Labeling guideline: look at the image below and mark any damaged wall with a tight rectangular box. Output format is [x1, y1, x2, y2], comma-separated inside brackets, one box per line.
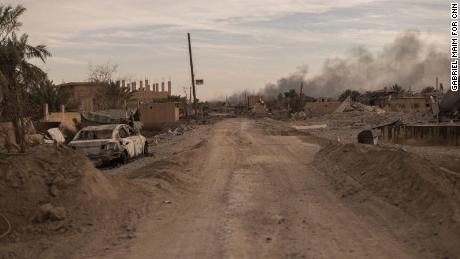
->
[379, 125, 460, 146]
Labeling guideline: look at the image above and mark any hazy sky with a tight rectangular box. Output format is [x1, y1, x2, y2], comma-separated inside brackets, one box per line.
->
[6, 0, 449, 100]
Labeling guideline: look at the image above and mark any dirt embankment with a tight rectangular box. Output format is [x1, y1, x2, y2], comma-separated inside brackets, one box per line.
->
[0, 145, 150, 259]
[256, 118, 460, 257]
[313, 142, 460, 258]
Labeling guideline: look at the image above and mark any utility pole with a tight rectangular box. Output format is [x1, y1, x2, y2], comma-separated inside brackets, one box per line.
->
[182, 86, 189, 119]
[436, 76, 439, 92]
[188, 33, 197, 119]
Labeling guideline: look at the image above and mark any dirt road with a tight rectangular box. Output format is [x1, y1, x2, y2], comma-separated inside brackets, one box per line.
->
[95, 118, 421, 258]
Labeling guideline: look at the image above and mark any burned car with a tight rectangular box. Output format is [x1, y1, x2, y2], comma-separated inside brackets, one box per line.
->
[68, 124, 148, 166]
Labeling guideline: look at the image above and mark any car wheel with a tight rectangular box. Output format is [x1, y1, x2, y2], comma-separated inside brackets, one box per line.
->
[143, 142, 149, 156]
[121, 150, 129, 164]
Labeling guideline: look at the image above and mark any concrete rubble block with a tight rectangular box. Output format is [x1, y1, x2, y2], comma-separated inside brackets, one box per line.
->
[47, 128, 65, 144]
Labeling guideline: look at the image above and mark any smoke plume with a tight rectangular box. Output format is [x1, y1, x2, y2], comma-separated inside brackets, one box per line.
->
[260, 31, 449, 99]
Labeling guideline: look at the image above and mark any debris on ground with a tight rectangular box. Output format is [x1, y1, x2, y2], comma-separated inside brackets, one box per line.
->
[151, 124, 194, 145]
[292, 111, 307, 120]
[46, 128, 65, 144]
[345, 102, 386, 114]
[289, 110, 432, 144]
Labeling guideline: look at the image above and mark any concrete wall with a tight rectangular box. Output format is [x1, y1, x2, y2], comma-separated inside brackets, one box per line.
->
[304, 101, 342, 116]
[139, 102, 179, 128]
[44, 112, 80, 131]
[379, 125, 460, 146]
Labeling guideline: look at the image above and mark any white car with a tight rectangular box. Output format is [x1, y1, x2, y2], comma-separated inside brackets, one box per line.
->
[68, 124, 148, 166]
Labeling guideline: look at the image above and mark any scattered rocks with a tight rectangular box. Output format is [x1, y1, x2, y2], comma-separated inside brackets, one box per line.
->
[35, 203, 67, 223]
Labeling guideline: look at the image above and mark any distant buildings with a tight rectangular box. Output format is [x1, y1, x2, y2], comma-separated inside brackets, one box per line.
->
[58, 79, 173, 112]
[56, 79, 178, 129]
[364, 88, 439, 113]
[247, 95, 266, 114]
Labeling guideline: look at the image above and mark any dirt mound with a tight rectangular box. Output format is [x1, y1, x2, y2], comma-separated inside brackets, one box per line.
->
[0, 145, 144, 258]
[313, 142, 460, 255]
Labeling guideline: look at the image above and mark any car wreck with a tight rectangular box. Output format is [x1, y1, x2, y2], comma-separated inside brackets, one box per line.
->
[68, 124, 148, 166]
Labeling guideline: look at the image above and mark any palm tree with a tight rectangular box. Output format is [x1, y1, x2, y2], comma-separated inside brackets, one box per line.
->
[30, 79, 72, 117]
[0, 4, 51, 151]
[0, 5, 25, 42]
[0, 5, 25, 107]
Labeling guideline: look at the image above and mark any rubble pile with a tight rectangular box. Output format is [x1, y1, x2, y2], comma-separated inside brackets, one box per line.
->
[152, 124, 195, 144]
[0, 120, 66, 154]
[291, 109, 435, 144]
[343, 102, 386, 114]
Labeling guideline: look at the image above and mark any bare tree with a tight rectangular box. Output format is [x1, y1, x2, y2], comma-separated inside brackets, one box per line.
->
[87, 62, 118, 83]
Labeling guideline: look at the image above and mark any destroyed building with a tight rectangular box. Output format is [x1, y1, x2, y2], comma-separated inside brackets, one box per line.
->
[304, 98, 342, 117]
[57, 82, 106, 112]
[362, 87, 443, 113]
[123, 80, 172, 106]
[58, 79, 173, 113]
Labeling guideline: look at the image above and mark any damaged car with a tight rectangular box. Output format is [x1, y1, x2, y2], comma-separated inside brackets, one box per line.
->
[68, 124, 148, 166]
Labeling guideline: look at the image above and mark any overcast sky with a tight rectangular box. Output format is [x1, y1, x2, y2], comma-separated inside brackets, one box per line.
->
[6, 0, 449, 100]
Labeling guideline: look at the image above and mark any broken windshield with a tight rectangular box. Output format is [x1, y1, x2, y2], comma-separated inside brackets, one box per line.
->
[75, 129, 113, 140]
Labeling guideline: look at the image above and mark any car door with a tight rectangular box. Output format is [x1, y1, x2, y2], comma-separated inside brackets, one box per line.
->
[118, 126, 136, 158]
[126, 126, 143, 157]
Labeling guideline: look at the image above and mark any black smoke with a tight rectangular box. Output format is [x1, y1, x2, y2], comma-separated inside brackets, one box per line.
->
[260, 31, 449, 99]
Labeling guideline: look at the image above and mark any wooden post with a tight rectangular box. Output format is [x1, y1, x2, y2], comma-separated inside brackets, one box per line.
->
[43, 103, 49, 120]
